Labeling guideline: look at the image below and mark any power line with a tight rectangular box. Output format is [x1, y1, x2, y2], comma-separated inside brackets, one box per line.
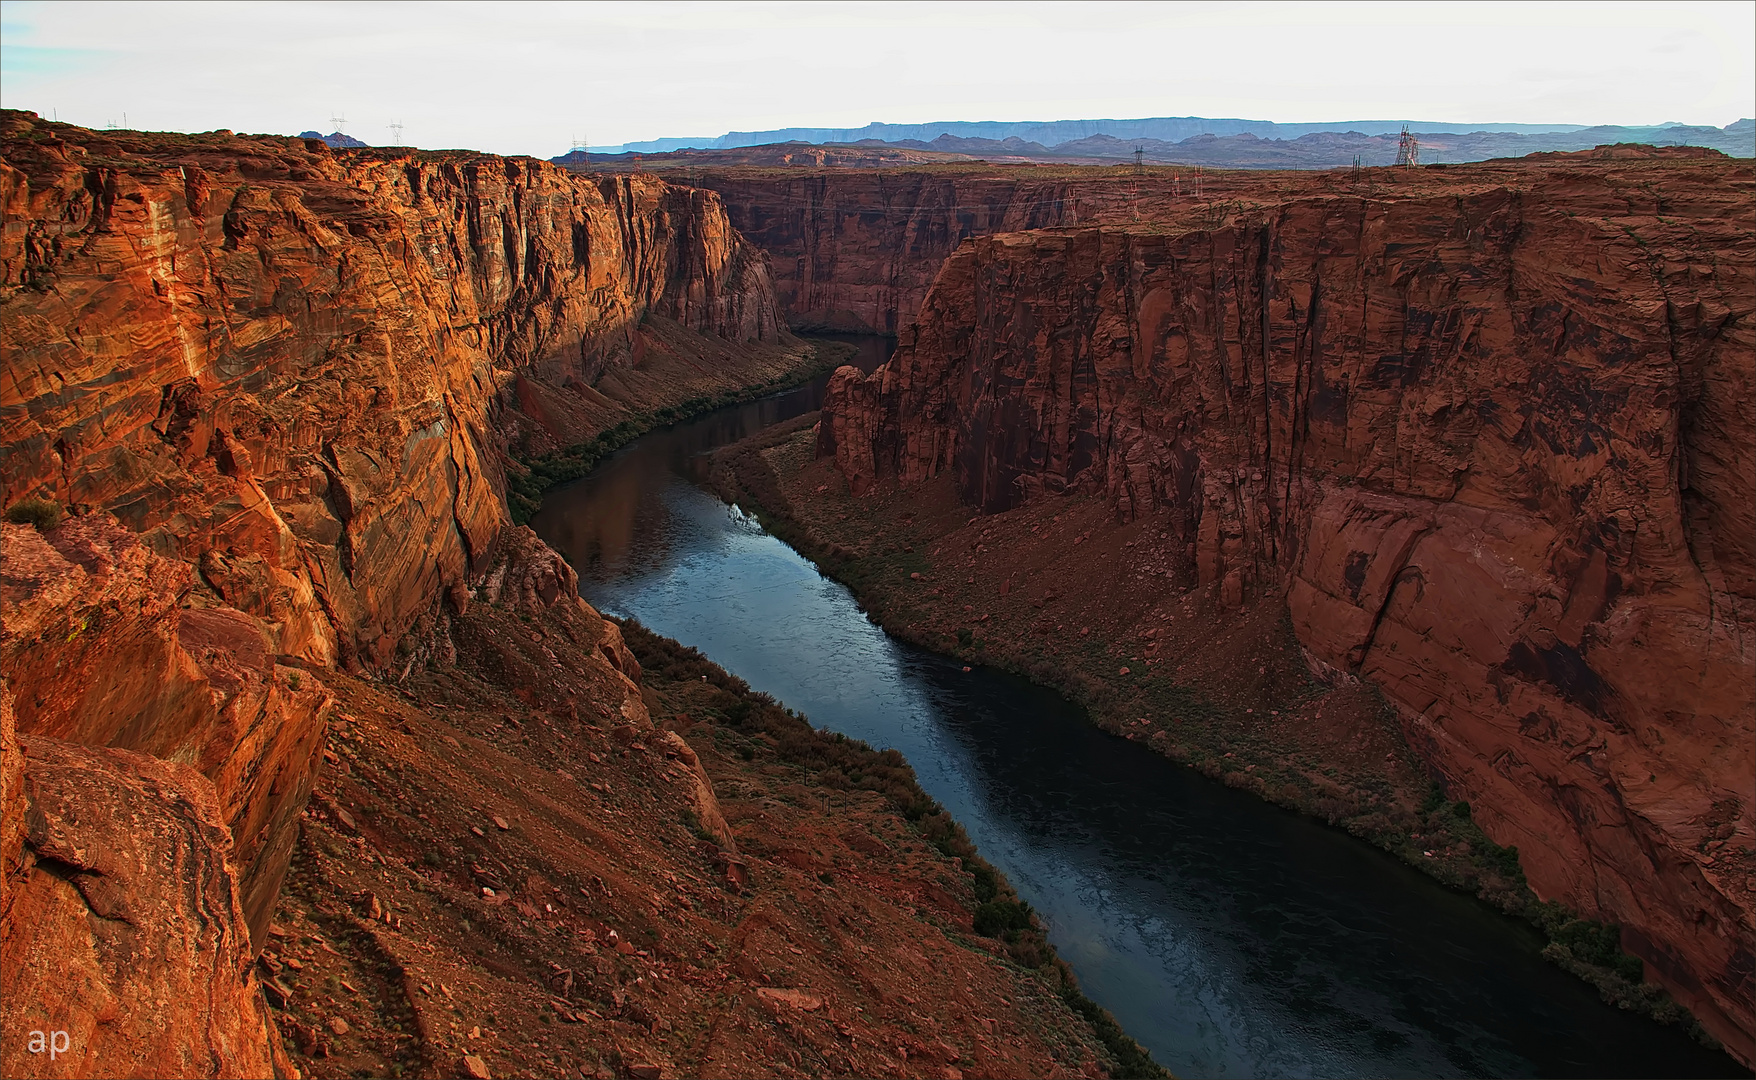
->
[1395, 126, 1420, 168]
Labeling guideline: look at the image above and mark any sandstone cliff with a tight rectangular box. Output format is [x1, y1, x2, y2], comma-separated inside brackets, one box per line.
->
[818, 157, 1756, 1056]
[0, 111, 796, 1077]
[2, 517, 329, 951]
[648, 166, 1368, 335]
[2, 110, 786, 670]
[669, 172, 1084, 333]
[0, 732, 294, 1079]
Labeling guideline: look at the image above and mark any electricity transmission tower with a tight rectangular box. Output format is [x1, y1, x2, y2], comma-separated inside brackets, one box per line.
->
[388, 121, 404, 146]
[332, 113, 348, 136]
[1134, 145, 1145, 175]
[1394, 127, 1420, 167]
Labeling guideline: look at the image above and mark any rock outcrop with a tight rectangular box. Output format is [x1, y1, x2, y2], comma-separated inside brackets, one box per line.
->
[0, 112, 794, 1076]
[0, 736, 293, 1079]
[819, 157, 1755, 1057]
[1, 517, 329, 949]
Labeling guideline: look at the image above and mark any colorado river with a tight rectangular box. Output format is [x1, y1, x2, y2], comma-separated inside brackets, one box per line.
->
[532, 336, 1739, 1079]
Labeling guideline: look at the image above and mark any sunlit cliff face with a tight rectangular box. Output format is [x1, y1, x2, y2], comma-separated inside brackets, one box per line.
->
[0, 110, 793, 1077]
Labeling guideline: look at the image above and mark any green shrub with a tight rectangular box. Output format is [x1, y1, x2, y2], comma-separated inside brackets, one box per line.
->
[973, 899, 1034, 939]
[4, 498, 64, 530]
[1057, 972, 1167, 1078]
[969, 861, 1000, 903]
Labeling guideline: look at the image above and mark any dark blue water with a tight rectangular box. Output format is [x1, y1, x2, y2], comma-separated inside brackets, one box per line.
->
[531, 336, 1741, 1079]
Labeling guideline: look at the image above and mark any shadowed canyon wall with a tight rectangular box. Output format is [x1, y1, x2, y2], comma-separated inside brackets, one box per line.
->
[0, 111, 788, 1074]
[640, 167, 1430, 335]
[661, 172, 1086, 333]
[817, 159, 1756, 1056]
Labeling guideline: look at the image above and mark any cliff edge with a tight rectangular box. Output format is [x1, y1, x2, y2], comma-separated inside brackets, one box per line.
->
[0, 112, 793, 1076]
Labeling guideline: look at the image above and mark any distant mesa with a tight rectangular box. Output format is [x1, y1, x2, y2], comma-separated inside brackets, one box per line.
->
[552, 140, 975, 172]
[566, 115, 1756, 171]
[298, 129, 368, 149]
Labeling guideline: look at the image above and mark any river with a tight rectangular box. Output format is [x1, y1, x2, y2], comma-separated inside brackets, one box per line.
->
[531, 335, 1739, 1079]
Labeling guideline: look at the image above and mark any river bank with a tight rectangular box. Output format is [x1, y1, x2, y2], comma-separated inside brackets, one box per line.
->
[262, 525, 1149, 1079]
[707, 415, 1730, 1055]
[507, 330, 857, 523]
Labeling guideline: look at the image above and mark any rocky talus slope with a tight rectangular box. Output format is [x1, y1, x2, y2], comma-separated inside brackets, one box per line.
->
[254, 527, 1134, 1080]
[0, 115, 1155, 1078]
[816, 154, 1755, 1059]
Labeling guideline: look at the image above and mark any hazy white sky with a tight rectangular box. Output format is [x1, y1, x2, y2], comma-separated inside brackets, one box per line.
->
[2, 0, 1751, 156]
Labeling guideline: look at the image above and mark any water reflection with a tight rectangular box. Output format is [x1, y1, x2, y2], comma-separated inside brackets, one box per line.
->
[531, 336, 1741, 1080]
[533, 334, 892, 583]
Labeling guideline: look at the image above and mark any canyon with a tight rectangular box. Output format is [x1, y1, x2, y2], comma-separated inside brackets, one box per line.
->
[3, 102, 1751, 1077]
[0, 112, 1140, 1078]
[801, 151, 1755, 1059]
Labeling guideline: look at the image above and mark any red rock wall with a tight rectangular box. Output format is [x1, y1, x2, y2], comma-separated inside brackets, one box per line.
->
[0, 112, 789, 1076]
[819, 162, 1756, 1054]
[681, 167, 1314, 335]
[685, 173, 1082, 332]
[2, 111, 783, 668]
[0, 518, 328, 948]
[0, 736, 294, 1079]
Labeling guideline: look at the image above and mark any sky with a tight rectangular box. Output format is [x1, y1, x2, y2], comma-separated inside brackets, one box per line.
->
[2, 0, 1751, 157]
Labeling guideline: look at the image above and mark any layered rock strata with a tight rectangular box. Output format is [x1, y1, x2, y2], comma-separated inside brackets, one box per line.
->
[2, 110, 785, 670]
[1, 518, 329, 947]
[0, 112, 793, 1076]
[0, 735, 293, 1080]
[650, 167, 1370, 334]
[653, 147, 1734, 338]
[667, 172, 1083, 333]
[819, 158, 1756, 1057]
